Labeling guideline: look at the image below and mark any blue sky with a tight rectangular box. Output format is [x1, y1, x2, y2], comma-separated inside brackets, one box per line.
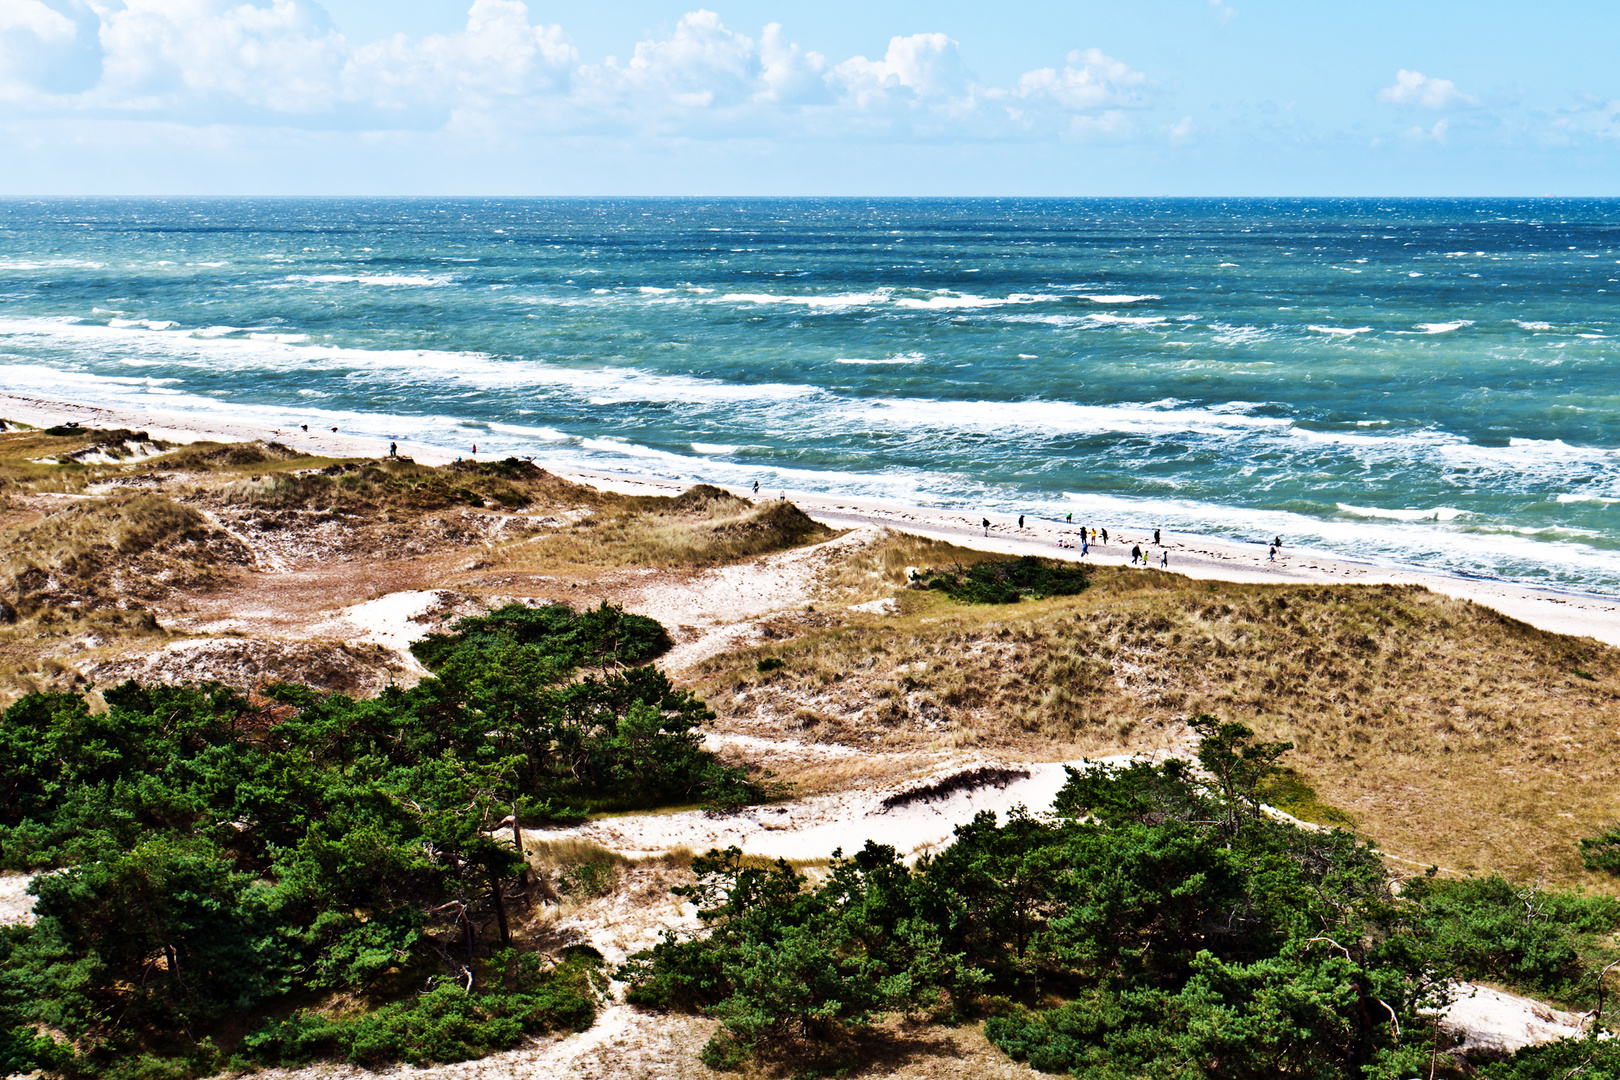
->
[2, 0, 1617, 195]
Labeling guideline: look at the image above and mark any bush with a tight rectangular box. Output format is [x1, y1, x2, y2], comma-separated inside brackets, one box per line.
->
[623, 724, 1437, 1076]
[1578, 825, 1620, 874]
[412, 600, 672, 672]
[922, 556, 1089, 604]
[0, 599, 759, 1072]
[1405, 873, 1620, 1005]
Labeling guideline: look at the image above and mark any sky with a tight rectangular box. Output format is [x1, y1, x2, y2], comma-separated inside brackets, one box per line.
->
[1, 0, 1618, 196]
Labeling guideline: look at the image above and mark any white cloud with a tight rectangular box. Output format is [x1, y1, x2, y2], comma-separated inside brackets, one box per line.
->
[0, 3, 1162, 145]
[600, 9, 760, 109]
[83, 0, 347, 114]
[1403, 118, 1449, 143]
[1010, 48, 1144, 111]
[1377, 69, 1476, 110]
[0, 0, 75, 39]
[832, 32, 970, 108]
[345, 0, 574, 112]
[757, 21, 829, 105]
[0, 0, 101, 98]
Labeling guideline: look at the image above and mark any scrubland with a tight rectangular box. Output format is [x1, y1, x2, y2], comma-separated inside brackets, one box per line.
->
[3, 420, 1620, 1079]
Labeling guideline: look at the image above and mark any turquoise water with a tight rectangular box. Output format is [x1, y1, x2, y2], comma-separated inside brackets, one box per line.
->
[2, 197, 1618, 591]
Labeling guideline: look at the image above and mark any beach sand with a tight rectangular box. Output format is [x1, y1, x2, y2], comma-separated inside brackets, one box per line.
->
[9, 389, 1620, 647]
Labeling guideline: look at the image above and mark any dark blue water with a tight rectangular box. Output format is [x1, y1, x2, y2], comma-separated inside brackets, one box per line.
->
[2, 197, 1619, 590]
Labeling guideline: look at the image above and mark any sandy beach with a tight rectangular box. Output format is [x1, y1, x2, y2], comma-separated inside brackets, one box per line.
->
[10, 388, 1620, 648]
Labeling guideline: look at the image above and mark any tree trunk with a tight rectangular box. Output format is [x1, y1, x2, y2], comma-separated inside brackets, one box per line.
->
[511, 802, 533, 908]
[488, 858, 511, 949]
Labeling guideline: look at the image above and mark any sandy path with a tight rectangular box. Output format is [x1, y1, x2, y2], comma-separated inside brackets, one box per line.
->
[528, 756, 1149, 862]
[618, 527, 878, 671]
[0, 874, 35, 927]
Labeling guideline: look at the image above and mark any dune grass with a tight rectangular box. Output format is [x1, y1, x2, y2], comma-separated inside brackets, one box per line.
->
[693, 565, 1620, 888]
[493, 485, 836, 572]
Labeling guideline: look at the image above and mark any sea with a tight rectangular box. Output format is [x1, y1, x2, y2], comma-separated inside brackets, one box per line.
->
[2, 197, 1618, 594]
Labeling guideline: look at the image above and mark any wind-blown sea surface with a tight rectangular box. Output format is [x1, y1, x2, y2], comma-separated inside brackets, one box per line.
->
[2, 197, 1618, 592]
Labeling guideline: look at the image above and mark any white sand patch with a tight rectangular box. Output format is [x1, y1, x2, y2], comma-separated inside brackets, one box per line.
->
[529, 758, 1127, 862]
[657, 623, 762, 673]
[317, 590, 445, 674]
[847, 596, 899, 615]
[622, 527, 877, 631]
[704, 732, 866, 760]
[1436, 982, 1592, 1056]
[0, 874, 35, 927]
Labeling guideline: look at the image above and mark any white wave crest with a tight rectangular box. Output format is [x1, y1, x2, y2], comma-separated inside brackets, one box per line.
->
[487, 422, 571, 441]
[691, 442, 739, 455]
[1084, 313, 1167, 327]
[1307, 325, 1373, 336]
[844, 398, 1292, 439]
[1337, 504, 1467, 522]
[720, 290, 891, 309]
[286, 274, 452, 287]
[109, 318, 180, 331]
[1514, 320, 1554, 330]
[1413, 320, 1474, 334]
[1077, 294, 1160, 304]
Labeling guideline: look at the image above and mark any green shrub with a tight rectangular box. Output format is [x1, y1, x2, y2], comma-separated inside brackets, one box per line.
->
[922, 556, 1089, 604]
[1405, 873, 1620, 1005]
[412, 600, 671, 672]
[1578, 824, 1620, 874]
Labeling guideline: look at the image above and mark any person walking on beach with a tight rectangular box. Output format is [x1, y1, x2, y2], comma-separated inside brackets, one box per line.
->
[753, 480, 759, 496]
[389, 442, 396, 457]
[1273, 536, 1282, 548]
[1019, 515, 1025, 530]
[1080, 535, 1089, 557]
[1154, 529, 1161, 546]
[1066, 512, 1072, 522]
[1160, 550, 1168, 568]
[1268, 545, 1276, 562]
[1131, 544, 1142, 565]
[983, 518, 991, 536]
[472, 443, 477, 455]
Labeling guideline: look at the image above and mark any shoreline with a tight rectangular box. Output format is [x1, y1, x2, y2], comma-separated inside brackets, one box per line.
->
[9, 389, 1620, 647]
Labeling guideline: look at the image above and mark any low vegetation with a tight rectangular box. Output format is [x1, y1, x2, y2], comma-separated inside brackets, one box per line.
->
[0, 604, 763, 1078]
[918, 554, 1090, 604]
[699, 567, 1620, 885]
[624, 721, 1620, 1079]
